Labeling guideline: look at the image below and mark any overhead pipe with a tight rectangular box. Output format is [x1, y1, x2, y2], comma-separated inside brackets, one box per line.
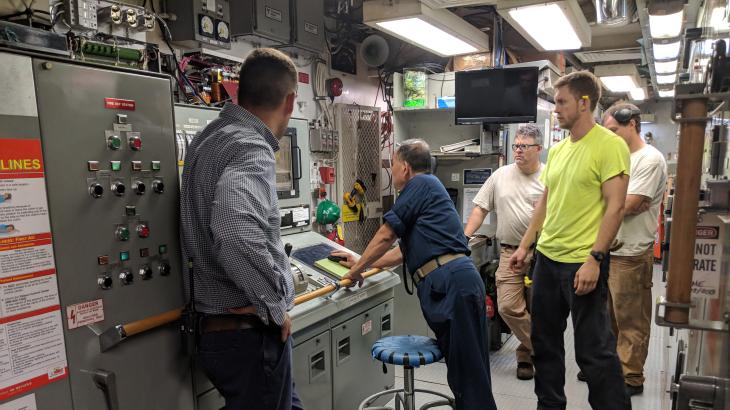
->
[665, 96, 708, 324]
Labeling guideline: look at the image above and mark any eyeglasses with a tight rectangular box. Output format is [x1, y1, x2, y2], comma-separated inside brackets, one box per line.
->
[511, 144, 540, 150]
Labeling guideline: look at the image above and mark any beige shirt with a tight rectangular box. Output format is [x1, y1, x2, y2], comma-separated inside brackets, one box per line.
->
[613, 144, 667, 257]
[472, 163, 544, 246]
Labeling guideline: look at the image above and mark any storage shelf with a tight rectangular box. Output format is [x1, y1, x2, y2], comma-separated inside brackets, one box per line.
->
[393, 107, 454, 113]
[431, 151, 496, 160]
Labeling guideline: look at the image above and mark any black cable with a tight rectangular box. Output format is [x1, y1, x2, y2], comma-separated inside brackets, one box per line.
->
[154, 14, 209, 106]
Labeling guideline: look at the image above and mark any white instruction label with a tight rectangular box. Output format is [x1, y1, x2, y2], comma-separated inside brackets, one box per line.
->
[0, 393, 37, 410]
[66, 299, 105, 330]
[361, 319, 372, 336]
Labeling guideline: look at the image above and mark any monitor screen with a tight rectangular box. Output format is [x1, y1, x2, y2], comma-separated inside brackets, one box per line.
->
[455, 67, 539, 124]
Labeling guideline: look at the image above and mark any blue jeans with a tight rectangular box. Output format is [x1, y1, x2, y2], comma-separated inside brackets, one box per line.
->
[531, 252, 630, 410]
[417, 256, 497, 410]
[197, 326, 304, 410]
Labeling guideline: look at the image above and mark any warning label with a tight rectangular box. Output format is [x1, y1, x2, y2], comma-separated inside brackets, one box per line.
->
[66, 299, 105, 330]
[691, 214, 724, 300]
[0, 139, 67, 400]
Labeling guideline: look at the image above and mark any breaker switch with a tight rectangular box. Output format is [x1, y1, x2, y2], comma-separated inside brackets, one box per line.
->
[89, 183, 104, 198]
[128, 135, 142, 151]
[152, 179, 164, 194]
[111, 181, 126, 196]
[115, 226, 130, 241]
[119, 270, 133, 285]
[98, 275, 113, 290]
[158, 261, 171, 276]
[136, 224, 150, 238]
[132, 180, 146, 195]
[138, 265, 153, 280]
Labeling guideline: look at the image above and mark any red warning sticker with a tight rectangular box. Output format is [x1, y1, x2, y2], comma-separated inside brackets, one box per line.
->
[104, 98, 136, 111]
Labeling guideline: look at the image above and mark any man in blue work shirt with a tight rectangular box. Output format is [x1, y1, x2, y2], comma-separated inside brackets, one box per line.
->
[332, 139, 497, 410]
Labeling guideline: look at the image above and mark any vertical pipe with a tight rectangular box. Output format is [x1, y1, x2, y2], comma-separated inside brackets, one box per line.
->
[403, 366, 415, 410]
[665, 97, 708, 324]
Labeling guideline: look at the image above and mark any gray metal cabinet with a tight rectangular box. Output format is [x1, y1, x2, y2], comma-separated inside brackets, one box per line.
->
[293, 330, 332, 410]
[332, 300, 394, 410]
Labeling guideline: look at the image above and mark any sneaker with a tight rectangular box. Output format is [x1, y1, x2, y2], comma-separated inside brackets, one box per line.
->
[517, 362, 534, 380]
[625, 384, 644, 396]
[577, 371, 587, 382]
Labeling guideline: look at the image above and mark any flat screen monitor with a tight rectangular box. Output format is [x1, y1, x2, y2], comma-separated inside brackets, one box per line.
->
[455, 67, 539, 124]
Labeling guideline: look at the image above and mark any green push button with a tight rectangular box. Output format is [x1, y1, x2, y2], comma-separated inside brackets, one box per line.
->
[115, 226, 130, 241]
[111, 161, 121, 171]
[119, 251, 130, 261]
[108, 135, 122, 150]
[158, 244, 167, 255]
[151, 161, 161, 171]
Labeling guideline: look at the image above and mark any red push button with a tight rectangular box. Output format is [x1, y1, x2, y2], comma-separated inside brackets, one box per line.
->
[128, 135, 142, 151]
[137, 224, 150, 238]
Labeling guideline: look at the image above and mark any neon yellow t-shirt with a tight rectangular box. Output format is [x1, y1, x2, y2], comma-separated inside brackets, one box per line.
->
[537, 124, 630, 263]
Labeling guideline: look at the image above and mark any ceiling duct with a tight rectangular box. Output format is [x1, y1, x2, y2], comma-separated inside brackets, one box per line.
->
[422, 0, 497, 7]
[595, 0, 632, 26]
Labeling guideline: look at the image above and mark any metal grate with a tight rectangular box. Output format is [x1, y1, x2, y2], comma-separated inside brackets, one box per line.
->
[335, 103, 382, 254]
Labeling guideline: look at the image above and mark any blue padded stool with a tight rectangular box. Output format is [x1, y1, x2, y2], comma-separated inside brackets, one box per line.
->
[358, 335, 455, 410]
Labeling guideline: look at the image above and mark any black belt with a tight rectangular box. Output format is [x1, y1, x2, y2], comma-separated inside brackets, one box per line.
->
[500, 243, 519, 250]
[201, 314, 265, 334]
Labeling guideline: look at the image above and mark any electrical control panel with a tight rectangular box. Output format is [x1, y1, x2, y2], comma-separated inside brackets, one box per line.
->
[310, 127, 339, 153]
[0, 52, 193, 409]
[290, 0, 325, 53]
[230, 0, 291, 44]
[165, 0, 231, 49]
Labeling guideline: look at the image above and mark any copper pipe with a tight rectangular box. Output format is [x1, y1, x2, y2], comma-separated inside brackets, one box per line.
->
[665, 97, 708, 324]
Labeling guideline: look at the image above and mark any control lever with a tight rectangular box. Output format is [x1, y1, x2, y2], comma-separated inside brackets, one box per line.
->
[285, 243, 293, 257]
[90, 369, 120, 410]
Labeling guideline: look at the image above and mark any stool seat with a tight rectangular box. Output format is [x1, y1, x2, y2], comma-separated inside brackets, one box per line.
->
[371, 335, 442, 368]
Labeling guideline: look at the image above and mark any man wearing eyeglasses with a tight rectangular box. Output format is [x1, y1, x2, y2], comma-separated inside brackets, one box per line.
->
[464, 124, 545, 381]
[601, 103, 667, 397]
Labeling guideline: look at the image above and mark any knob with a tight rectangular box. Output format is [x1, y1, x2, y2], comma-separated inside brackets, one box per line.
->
[97, 276, 113, 290]
[128, 135, 142, 151]
[115, 226, 130, 241]
[158, 261, 171, 276]
[136, 224, 150, 238]
[107, 135, 122, 150]
[111, 182, 126, 196]
[138, 265, 152, 280]
[152, 179, 164, 194]
[89, 183, 104, 198]
[132, 180, 146, 195]
[119, 270, 133, 285]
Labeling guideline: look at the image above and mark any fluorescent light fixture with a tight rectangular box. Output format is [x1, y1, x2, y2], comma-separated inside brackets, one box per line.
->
[595, 64, 641, 92]
[653, 41, 681, 60]
[363, 0, 490, 57]
[658, 89, 675, 98]
[655, 59, 678, 74]
[600, 76, 638, 92]
[376, 19, 476, 56]
[630, 88, 646, 101]
[649, 10, 684, 39]
[656, 73, 677, 84]
[710, 7, 728, 30]
[497, 0, 591, 52]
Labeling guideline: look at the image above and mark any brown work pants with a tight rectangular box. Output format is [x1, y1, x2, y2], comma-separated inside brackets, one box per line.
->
[496, 247, 533, 364]
[608, 247, 654, 387]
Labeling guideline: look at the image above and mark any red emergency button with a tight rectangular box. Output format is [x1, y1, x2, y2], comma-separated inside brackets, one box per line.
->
[137, 224, 150, 238]
[128, 135, 142, 151]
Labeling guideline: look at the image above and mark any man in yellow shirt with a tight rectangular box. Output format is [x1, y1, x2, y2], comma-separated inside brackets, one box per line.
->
[510, 71, 631, 410]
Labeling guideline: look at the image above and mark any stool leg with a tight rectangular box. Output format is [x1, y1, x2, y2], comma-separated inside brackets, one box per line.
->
[404, 366, 416, 410]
